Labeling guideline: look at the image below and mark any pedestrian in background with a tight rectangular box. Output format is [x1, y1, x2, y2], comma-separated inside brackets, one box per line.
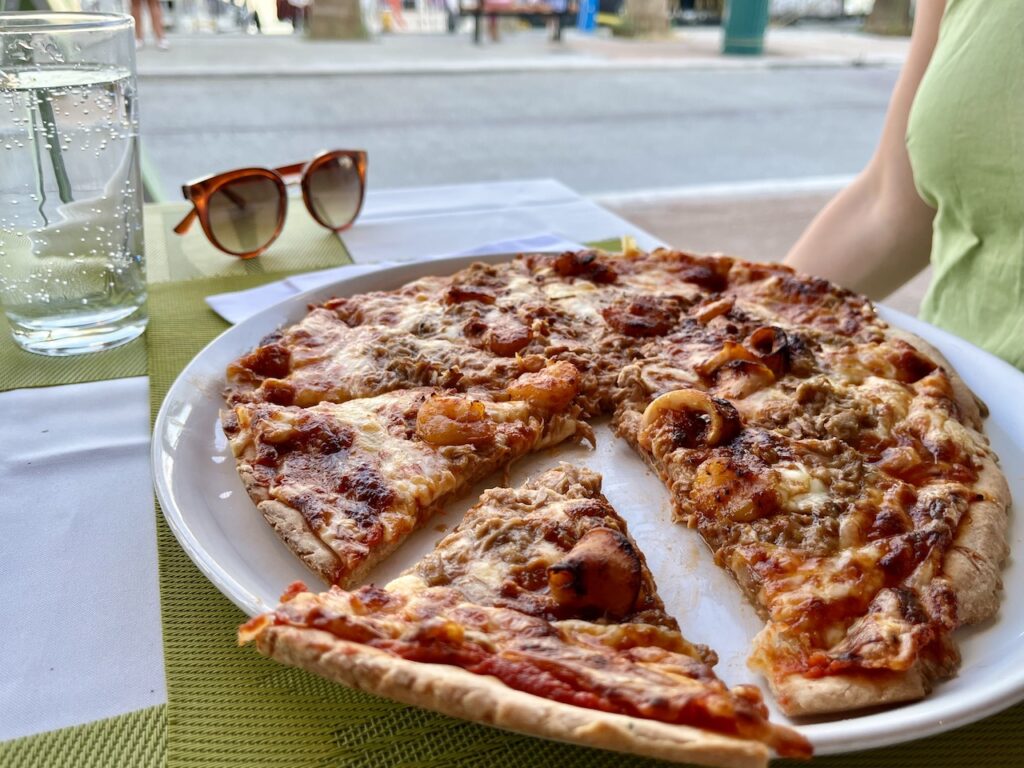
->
[131, 0, 170, 49]
[785, 0, 1023, 371]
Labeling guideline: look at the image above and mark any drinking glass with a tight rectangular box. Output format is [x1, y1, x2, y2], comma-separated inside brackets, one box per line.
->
[0, 13, 146, 356]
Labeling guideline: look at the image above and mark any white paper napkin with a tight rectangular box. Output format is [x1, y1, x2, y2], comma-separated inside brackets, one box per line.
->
[205, 232, 584, 325]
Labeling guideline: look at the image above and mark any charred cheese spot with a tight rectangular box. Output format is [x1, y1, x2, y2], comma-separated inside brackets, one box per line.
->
[547, 528, 642, 620]
[236, 342, 291, 379]
[445, 285, 497, 305]
[414, 395, 497, 446]
[285, 414, 355, 455]
[260, 379, 296, 406]
[601, 296, 682, 338]
[549, 250, 618, 284]
[676, 264, 728, 293]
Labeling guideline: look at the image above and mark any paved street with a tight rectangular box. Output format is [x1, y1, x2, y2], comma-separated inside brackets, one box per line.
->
[138, 60, 898, 200]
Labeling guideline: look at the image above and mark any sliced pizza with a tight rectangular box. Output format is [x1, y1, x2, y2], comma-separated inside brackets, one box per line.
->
[615, 298, 1009, 715]
[223, 362, 589, 587]
[222, 247, 1012, 725]
[225, 308, 528, 408]
[239, 464, 812, 766]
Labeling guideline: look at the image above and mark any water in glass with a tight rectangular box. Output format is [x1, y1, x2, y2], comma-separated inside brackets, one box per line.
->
[0, 62, 146, 355]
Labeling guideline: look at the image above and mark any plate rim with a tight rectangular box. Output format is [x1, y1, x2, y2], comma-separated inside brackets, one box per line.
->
[152, 253, 1024, 757]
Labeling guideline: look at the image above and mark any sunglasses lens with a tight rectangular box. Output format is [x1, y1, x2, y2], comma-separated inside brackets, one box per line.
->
[207, 176, 283, 255]
[307, 154, 362, 230]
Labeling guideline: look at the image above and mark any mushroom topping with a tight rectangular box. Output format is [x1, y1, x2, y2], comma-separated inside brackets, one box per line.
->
[547, 527, 642, 620]
[507, 361, 580, 413]
[639, 388, 742, 451]
[695, 341, 760, 379]
[746, 326, 790, 378]
[415, 395, 497, 446]
[715, 359, 777, 400]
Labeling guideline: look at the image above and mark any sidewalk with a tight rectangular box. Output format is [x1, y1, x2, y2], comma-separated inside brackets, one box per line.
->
[136, 23, 908, 78]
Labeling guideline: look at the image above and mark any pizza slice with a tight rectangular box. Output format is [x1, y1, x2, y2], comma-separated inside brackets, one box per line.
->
[223, 362, 589, 587]
[615, 347, 1009, 716]
[239, 464, 811, 767]
[227, 263, 564, 409]
[225, 308, 539, 409]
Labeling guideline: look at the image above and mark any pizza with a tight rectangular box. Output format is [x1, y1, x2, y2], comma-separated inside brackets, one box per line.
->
[223, 362, 589, 586]
[223, 247, 1011, 757]
[611, 263, 1009, 715]
[240, 465, 813, 766]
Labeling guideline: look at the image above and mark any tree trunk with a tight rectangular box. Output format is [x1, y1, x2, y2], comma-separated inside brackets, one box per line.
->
[620, 0, 671, 37]
[308, 0, 371, 40]
[864, 0, 912, 36]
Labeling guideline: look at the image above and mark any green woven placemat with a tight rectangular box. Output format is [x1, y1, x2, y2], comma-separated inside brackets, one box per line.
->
[145, 262, 1024, 767]
[0, 315, 148, 393]
[0, 706, 165, 768]
[144, 203, 350, 284]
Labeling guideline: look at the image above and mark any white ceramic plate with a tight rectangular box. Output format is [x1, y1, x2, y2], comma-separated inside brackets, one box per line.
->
[152, 254, 1024, 756]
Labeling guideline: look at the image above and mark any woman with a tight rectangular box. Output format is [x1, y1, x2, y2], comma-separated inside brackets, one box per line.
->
[784, 1, 1023, 370]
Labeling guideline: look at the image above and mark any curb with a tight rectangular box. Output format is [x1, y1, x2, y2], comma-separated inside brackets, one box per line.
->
[592, 174, 854, 205]
[136, 54, 904, 78]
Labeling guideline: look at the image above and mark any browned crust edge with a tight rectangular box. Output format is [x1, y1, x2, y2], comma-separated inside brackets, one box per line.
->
[884, 326, 1012, 626]
[255, 625, 769, 768]
[768, 666, 928, 718]
[884, 327, 987, 426]
[943, 460, 1011, 626]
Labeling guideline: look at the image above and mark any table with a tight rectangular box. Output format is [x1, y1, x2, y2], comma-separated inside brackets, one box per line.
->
[2, 178, 1021, 767]
[0, 178, 652, 758]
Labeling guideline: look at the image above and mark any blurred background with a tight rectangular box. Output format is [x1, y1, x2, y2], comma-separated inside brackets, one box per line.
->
[1, 0, 919, 282]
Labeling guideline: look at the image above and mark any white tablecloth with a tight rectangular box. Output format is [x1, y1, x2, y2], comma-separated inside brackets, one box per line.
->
[0, 179, 661, 742]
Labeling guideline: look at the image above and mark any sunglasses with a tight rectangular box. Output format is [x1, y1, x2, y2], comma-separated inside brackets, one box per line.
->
[173, 149, 367, 259]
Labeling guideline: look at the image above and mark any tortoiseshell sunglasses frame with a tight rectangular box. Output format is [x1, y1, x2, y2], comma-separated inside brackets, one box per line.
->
[173, 149, 367, 259]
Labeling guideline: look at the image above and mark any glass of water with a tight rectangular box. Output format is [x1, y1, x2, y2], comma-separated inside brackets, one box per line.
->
[0, 13, 146, 356]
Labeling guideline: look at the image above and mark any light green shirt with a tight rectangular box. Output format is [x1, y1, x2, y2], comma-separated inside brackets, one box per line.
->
[906, 0, 1024, 370]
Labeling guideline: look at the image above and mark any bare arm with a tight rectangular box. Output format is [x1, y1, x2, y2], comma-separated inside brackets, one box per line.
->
[784, 1, 945, 299]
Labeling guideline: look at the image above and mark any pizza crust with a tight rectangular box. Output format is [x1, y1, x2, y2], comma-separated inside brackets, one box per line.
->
[256, 625, 770, 768]
[943, 457, 1012, 626]
[885, 327, 1012, 626]
[258, 500, 341, 587]
[236, 463, 342, 587]
[769, 666, 928, 718]
[884, 327, 987, 426]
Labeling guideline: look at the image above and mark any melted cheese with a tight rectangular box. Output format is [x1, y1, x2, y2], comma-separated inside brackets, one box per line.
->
[775, 463, 829, 513]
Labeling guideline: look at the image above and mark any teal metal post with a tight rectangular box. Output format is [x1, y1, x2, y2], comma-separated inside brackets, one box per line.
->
[722, 0, 770, 55]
